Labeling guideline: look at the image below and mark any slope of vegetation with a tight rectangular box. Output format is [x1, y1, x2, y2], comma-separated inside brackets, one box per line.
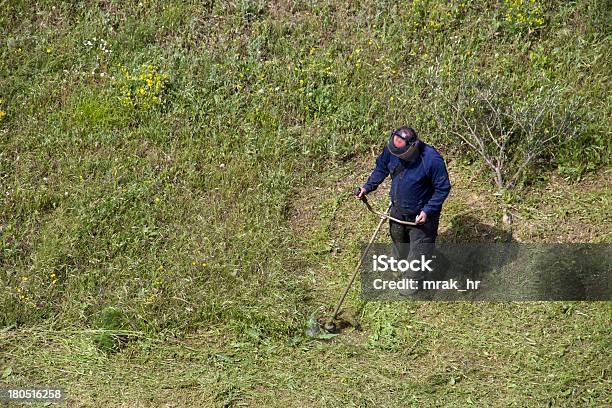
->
[1, 1, 610, 406]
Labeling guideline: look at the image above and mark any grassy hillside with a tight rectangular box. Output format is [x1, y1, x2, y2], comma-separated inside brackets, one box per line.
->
[1, 1, 610, 406]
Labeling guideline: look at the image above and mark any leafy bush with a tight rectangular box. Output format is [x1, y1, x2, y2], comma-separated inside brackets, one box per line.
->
[426, 69, 583, 195]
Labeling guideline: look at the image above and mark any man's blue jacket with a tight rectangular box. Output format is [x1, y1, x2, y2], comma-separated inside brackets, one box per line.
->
[362, 141, 451, 216]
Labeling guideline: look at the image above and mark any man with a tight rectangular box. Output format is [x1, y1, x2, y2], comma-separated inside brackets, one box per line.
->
[356, 126, 451, 295]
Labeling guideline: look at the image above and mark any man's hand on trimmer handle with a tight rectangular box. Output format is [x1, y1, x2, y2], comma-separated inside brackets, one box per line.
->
[354, 185, 427, 224]
[415, 211, 427, 224]
[354, 187, 367, 200]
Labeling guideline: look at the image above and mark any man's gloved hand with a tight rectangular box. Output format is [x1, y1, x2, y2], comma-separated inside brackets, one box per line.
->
[354, 187, 367, 200]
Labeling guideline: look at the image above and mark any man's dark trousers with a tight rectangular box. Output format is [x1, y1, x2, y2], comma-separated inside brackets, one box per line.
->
[388, 206, 439, 292]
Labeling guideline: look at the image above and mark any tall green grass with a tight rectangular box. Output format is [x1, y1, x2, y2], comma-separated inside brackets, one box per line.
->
[1, 0, 609, 338]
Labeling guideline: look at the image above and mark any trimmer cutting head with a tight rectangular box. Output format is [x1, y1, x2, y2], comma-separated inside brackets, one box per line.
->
[305, 315, 339, 339]
[323, 321, 337, 332]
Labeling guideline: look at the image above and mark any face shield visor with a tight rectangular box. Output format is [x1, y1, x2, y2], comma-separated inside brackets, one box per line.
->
[387, 128, 419, 161]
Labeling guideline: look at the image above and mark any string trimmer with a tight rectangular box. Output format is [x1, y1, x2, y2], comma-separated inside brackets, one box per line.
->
[306, 188, 417, 337]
